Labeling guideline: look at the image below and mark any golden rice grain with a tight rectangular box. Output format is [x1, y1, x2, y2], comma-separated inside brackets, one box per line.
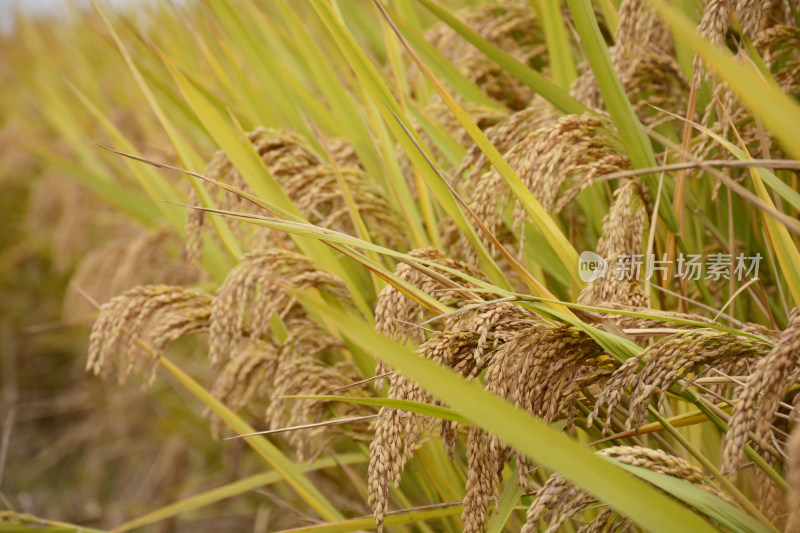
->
[463, 323, 610, 532]
[459, 115, 629, 264]
[208, 249, 348, 366]
[87, 285, 212, 384]
[421, 1, 546, 110]
[578, 179, 650, 308]
[589, 329, 771, 433]
[373, 248, 482, 384]
[187, 127, 400, 262]
[722, 309, 800, 476]
[522, 446, 723, 532]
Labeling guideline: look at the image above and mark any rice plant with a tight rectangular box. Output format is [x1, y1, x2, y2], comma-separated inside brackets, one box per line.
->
[2, 0, 800, 531]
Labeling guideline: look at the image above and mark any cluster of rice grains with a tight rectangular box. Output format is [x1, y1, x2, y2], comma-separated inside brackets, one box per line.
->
[693, 0, 799, 157]
[86, 248, 376, 459]
[185, 127, 402, 262]
[521, 446, 729, 533]
[86, 128, 399, 460]
[420, 2, 547, 110]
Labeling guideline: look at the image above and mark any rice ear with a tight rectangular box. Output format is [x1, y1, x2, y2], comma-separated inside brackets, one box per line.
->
[87, 285, 212, 384]
[66, 227, 201, 315]
[785, 424, 800, 532]
[572, 0, 686, 122]
[578, 179, 650, 308]
[418, 1, 547, 110]
[373, 247, 483, 383]
[463, 319, 610, 532]
[208, 249, 349, 367]
[370, 302, 542, 532]
[589, 329, 771, 434]
[187, 127, 402, 260]
[457, 114, 630, 265]
[721, 309, 800, 476]
[522, 446, 726, 532]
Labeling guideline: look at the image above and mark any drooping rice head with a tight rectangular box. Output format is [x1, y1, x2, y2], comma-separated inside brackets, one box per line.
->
[417, 1, 548, 110]
[65, 227, 201, 316]
[186, 127, 402, 262]
[447, 114, 631, 272]
[87, 285, 212, 385]
[521, 446, 727, 532]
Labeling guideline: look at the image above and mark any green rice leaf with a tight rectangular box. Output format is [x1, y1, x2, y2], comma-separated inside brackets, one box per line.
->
[485, 468, 523, 533]
[616, 461, 773, 533]
[529, 0, 577, 89]
[378, 1, 583, 290]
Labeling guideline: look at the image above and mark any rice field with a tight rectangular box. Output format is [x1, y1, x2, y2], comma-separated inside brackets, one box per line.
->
[1, 0, 800, 531]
